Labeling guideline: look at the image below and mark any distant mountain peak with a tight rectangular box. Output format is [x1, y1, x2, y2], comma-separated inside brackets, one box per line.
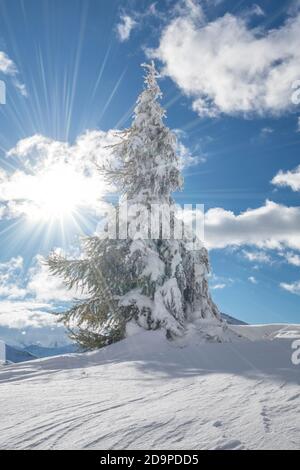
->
[221, 313, 248, 325]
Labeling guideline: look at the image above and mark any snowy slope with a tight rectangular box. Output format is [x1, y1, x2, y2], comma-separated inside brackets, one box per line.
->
[0, 324, 300, 450]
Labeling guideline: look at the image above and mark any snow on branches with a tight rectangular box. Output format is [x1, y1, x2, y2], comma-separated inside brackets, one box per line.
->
[48, 62, 225, 349]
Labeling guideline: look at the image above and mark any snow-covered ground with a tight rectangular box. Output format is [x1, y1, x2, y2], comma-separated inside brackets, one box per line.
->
[0, 324, 300, 450]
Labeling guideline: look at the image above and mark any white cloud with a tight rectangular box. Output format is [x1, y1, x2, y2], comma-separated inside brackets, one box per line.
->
[0, 51, 17, 75]
[260, 127, 274, 138]
[0, 253, 80, 304]
[242, 250, 272, 264]
[0, 254, 77, 347]
[175, 131, 206, 168]
[1, 129, 200, 222]
[0, 51, 27, 96]
[211, 283, 226, 290]
[116, 15, 137, 42]
[280, 280, 300, 295]
[209, 272, 234, 290]
[0, 257, 26, 299]
[204, 200, 300, 250]
[115, 2, 166, 43]
[0, 300, 68, 347]
[0, 254, 77, 305]
[272, 165, 300, 192]
[248, 276, 258, 284]
[0, 300, 57, 329]
[27, 255, 77, 302]
[1, 131, 117, 221]
[282, 251, 300, 267]
[178, 200, 300, 252]
[248, 4, 265, 18]
[152, 2, 300, 117]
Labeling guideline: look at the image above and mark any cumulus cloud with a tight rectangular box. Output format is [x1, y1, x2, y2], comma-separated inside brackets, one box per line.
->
[115, 2, 166, 43]
[0, 254, 78, 347]
[280, 280, 300, 295]
[116, 15, 137, 42]
[281, 251, 300, 267]
[0, 254, 77, 305]
[152, 1, 300, 117]
[27, 255, 77, 302]
[1, 131, 118, 221]
[0, 50, 27, 96]
[1, 129, 201, 222]
[248, 276, 258, 284]
[174, 129, 207, 168]
[0, 51, 17, 75]
[0, 300, 57, 330]
[177, 199, 300, 252]
[272, 165, 300, 192]
[0, 257, 26, 299]
[242, 250, 272, 264]
[204, 200, 300, 250]
[0, 300, 68, 347]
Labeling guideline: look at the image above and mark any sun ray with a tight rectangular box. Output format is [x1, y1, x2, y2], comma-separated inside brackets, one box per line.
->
[114, 102, 135, 129]
[64, 2, 89, 140]
[97, 67, 128, 126]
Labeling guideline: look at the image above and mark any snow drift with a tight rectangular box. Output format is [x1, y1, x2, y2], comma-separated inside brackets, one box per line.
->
[0, 323, 300, 450]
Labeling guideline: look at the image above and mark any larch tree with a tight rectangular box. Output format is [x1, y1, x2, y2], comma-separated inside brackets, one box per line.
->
[47, 62, 228, 350]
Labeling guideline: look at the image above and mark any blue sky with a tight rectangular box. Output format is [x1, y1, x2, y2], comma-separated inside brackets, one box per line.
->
[0, 0, 300, 346]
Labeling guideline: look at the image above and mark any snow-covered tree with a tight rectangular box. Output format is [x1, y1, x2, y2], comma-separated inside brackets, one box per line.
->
[48, 62, 224, 350]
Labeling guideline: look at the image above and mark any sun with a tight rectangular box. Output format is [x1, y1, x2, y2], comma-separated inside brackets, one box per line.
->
[23, 163, 98, 222]
[1, 160, 104, 255]
[32, 166, 82, 217]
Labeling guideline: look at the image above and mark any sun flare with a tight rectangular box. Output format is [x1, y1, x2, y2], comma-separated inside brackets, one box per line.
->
[19, 164, 100, 222]
[30, 166, 84, 218]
